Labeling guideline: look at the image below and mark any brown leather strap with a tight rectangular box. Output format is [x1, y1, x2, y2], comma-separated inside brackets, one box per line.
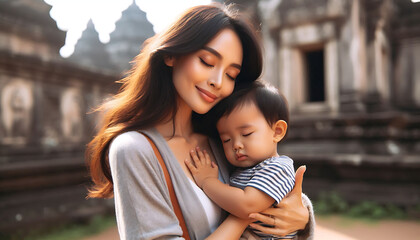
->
[144, 135, 191, 240]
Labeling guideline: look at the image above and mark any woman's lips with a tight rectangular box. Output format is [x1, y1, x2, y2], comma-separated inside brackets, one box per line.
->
[196, 86, 217, 103]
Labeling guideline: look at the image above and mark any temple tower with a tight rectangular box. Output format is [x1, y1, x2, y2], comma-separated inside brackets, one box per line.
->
[68, 20, 115, 73]
[106, 2, 154, 74]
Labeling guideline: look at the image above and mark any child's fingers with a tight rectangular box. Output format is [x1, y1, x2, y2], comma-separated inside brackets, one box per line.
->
[196, 147, 206, 164]
[203, 150, 211, 165]
[190, 149, 201, 167]
[184, 158, 197, 173]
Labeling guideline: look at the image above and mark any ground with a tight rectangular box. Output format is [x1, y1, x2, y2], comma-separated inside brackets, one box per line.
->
[314, 216, 420, 240]
[82, 215, 420, 240]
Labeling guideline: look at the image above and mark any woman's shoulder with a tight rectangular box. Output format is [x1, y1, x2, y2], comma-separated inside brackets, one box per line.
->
[109, 131, 153, 158]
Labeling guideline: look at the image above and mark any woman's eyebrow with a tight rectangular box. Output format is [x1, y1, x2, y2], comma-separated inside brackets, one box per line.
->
[203, 46, 221, 59]
[202, 46, 242, 70]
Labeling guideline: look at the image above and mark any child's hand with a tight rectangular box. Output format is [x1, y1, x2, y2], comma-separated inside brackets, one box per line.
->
[185, 147, 219, 189]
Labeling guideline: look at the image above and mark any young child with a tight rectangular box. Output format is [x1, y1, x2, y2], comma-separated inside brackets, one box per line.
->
[186, 81, 297, 240]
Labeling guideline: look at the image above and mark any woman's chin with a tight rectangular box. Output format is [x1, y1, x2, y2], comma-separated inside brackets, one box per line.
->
[193, 105, 214, 115]
[194, 109, 210, 115]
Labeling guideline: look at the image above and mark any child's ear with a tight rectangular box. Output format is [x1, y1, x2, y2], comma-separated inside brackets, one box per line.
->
[272, 120, 288, 143]
[164, 55, 175, 67]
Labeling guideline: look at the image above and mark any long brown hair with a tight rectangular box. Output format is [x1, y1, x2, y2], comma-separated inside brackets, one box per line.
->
[86, 3, 263, 198]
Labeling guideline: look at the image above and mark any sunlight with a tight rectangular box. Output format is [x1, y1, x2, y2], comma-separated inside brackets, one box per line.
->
[44, 0, 210, 57]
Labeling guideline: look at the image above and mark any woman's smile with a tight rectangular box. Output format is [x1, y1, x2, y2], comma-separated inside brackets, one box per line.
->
[196, 86, 217, 103]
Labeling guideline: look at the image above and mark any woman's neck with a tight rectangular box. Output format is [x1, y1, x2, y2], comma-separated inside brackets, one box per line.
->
[156, 99, 194, 140]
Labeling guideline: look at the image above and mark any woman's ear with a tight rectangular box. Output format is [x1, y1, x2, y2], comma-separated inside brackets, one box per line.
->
[164, 55, 175, 67]
[272, 120, 288, 143]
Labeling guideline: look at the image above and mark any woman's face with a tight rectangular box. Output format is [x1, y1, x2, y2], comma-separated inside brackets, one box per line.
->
[167, 28, 243, 114]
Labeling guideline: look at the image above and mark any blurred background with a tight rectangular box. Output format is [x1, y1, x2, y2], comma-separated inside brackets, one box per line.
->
[0, 0, 419, 239]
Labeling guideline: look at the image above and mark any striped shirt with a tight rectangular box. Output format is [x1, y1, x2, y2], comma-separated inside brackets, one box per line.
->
[230, 155, 297, 240]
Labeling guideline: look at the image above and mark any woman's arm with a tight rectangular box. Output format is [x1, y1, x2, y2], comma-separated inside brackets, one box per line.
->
[206, 214, 253, 240]
[109, 132, 184, 239]
[248, 166, 315, 239]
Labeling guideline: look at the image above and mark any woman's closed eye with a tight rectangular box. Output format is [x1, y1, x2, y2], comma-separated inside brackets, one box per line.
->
[242, 132, 253, 137]
[222, 138, 231, 143]
[199, 57, 214, 67]
[226, 73, 235, 81]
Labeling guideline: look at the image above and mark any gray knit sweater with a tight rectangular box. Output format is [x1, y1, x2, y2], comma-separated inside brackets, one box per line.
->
[109, 129, 315, 240]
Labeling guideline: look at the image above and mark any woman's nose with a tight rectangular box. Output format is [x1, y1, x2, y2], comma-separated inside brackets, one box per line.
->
[208, 70, 223, 89]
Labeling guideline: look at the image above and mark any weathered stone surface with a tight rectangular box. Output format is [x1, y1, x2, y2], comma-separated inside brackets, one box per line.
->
[0, 0, 118, 236]
[106, 2, 154, 74]
[68, 20, 116, 73]
[230, 0, 420, 207]
[0, 0, 65, 61]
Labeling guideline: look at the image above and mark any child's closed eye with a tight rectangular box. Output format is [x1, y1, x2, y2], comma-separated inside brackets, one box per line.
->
[242, 132, 253, 137]
[222, 139, 231, 143]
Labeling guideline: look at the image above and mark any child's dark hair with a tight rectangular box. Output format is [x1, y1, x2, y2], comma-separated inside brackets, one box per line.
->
[219, 80, 289, 124]
[195, 81, 289, 138]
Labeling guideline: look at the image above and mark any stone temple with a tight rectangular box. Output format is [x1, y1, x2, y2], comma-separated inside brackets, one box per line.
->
[1, 0, 420, 236]
[0, 0, 153, 236]
[68, 2, 155, 76]
[228, 0, 420, 209]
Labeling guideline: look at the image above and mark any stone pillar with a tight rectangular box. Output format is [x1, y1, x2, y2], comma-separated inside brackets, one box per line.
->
[395, 40, 420, 109]
[392, 0, 420, 110]
[325, 39, 340, 113]
[279, 46, 300, 111]
[363, 0, 394, 112]
[258, 0, 282, 88]
[338, 0, 366, 112]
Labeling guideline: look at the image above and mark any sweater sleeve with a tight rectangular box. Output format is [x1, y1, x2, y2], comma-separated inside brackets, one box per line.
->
[109, 132, 184, 240]
[297, 193, 315, 240]
[247, 158, 295, 205]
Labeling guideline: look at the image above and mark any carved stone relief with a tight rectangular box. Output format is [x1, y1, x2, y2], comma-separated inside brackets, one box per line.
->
[60, 88, 83, 141]
[0, 79, 33, 144]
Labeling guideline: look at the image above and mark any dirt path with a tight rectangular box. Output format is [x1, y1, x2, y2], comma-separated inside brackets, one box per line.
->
[82, 226, 119, 240]
[82, 216, 420, 240]
[314, 216, 420, 240]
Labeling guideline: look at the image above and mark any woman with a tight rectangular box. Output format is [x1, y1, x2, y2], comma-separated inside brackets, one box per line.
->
[86, 3, 314, 240]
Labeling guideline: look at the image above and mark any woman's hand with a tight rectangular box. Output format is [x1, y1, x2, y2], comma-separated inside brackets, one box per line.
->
[248, 166, 309, 237]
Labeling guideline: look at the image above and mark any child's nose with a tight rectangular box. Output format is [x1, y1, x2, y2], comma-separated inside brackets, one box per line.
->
[232, 139, 243, 151]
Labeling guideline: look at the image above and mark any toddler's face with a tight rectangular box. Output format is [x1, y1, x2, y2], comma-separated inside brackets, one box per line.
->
[216, 102, 279, 168]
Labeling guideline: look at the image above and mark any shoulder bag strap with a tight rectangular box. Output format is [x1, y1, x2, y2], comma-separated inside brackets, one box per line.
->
[144, 134, 191, 240]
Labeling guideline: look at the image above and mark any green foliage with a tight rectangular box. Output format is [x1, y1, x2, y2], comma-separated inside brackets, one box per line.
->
[314, 191, 408, 220]
[314, 191, 348, 214]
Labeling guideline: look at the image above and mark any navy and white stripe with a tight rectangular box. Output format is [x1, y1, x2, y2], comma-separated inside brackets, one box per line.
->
[230, 156, 297, 240]
[230, 156, 295, 204]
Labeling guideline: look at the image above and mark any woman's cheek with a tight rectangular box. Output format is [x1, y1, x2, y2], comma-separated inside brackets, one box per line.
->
[191, 61, 205, 81]
[221, 81, 235, 99]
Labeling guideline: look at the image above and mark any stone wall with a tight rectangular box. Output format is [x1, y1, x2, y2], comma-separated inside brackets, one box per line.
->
[0, 49, 118, 236]
[230, 0, 420, 208]
[0, 0, 119, 236]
